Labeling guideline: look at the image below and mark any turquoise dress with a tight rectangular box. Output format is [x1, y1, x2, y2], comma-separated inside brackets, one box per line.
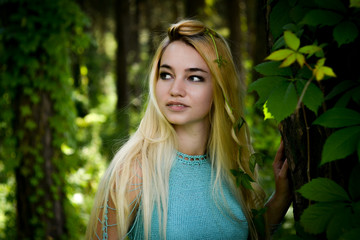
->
[98, 152, 248, 240]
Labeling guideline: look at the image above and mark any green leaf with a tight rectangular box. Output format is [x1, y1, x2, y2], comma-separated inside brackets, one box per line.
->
[241, 173, 255, 190]
[321, 66, 336, 78]
[280, 52, 296, 67]
[353, 201, 360, 213]
[321, 126, 360, 165]
[248, 76, 288, 105]
[296, 53, 305, 67]
[269, 0, 292, 39]
[20, 105, 32, 117]
[340, 228, 360, 240]
[253, 61, 292, 76]
[315, 0, 347, 13]
[230, 169, 240, 177]
[313, 108, 360, 128]
[249, 153, 264, 173]
[284, 31, 300, 50]
[333, 21, 359, 47]
[326, 207, 353, 240]
[252, 207, 267, 239]
[301, 9, 343, 27]
[283, 23, 300, 33]
[271, 36, 285, 51]
[349, 165, 360, 201]
[25, 119, 37, 130]
[350, 0, 360, 8]
[300, 202, 345, 234]
[298, 178, 350, 202]
[299, 45, 322, 57]
[231, 168, 254, 190]
[290, 4, 309, 23]
[313, 58, 335, 81]
[358, 141, 360, 162]
[279, 236, 303, 240]
[266, 49, 294, 61]
[267, 81, 298, 122]
[297, 80, 324, 114]
[352, 86, 360, 104]
[325, 80, 358, 100]
[263, 101, 274, 120]
[334, 86, 360, 107]
[233, 116, 245, 132]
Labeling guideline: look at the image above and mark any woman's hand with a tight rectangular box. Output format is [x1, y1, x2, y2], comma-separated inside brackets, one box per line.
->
[265, 140, 292, 231]
[273, 140, 292, 204]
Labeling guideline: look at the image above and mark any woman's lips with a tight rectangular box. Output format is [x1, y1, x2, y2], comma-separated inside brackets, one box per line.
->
[166, 101, 188, 111]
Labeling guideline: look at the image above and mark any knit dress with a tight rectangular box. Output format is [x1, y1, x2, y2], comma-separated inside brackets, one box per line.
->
[99, 152, 248, 240]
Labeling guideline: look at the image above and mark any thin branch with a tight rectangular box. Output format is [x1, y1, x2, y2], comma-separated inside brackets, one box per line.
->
[296, 75, 315, 112]
[301, 103, 311, 183]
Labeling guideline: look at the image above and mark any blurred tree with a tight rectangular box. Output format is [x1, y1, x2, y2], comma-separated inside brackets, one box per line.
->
[0, 0, 90, 239]
[114, 0, 131, 138]
[225, 0, 243, 70]
[184, 0, 206, 19]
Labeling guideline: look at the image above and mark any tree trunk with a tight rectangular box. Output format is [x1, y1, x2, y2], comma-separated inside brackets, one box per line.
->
[266, 0, 360, 225]
[184, 0, 205, 19]
[15, 90, 66, 239]
[114, 0, 131, 137]
[115, 0, 130, 111]
[225, 0, 243, 71]
[245, 0, 268, 81]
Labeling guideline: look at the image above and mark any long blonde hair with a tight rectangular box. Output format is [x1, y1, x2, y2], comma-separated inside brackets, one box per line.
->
[86, 19, 265, 240]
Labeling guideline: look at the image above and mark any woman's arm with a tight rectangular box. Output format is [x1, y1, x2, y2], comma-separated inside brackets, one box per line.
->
[95, 158, 143, 240]
[265, 141, 292, 232]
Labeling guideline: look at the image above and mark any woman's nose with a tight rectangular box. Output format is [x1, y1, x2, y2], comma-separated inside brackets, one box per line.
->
[170, 78, 185, 97]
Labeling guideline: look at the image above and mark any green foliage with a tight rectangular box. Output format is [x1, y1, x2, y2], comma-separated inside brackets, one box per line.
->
[0, 0, 90, 238]
[313, 108, 360, 165]
[231, 168, 255, 190]
[253, 0, 360, 239]
[298, 178, 350, 202]
[298, 176, 360, 239]
[252, 207, 267, 239]
[249, 31, 330, 121]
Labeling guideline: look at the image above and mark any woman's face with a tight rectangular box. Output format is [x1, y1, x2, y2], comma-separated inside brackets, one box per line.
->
[156, 41, 213, 129]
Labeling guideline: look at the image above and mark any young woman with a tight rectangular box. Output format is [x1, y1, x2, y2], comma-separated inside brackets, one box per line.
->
[86, 19, 291, 240]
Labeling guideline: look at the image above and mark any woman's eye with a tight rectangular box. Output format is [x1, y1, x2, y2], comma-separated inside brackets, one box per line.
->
[159, 72, 172, 80]
[189, 75, 204, 82]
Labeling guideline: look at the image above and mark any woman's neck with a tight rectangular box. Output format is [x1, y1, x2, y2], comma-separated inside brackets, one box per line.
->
[174, 122, 210, 155]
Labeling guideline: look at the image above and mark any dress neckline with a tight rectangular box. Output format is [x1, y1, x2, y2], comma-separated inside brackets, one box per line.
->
[176, 151, 208, 165]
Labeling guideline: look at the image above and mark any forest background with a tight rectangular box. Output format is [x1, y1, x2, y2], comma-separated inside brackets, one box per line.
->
[1, 0, 360, 239]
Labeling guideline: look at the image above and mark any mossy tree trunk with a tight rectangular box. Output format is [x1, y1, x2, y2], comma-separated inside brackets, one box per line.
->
[15, 91, 66, 239]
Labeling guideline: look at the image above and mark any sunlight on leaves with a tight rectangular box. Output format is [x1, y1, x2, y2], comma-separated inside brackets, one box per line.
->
[266, 81, 297, 122]
[280, 52, 297, 68]
[299, 45, 322, 57]
[266, 49, 294, 61]
[61, 143, 75, 155]
[263, 101, 274, 120]
[313, 58, 336, 81]
[284, 31, 300, 51]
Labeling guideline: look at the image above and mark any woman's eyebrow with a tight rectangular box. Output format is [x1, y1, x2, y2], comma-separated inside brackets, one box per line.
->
[186, 68, 208, 73]
[159, 64, 172, 70]
[159, 64, 208, 73]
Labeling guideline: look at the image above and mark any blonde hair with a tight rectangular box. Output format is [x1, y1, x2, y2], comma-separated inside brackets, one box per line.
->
[86, 19, 265, 240]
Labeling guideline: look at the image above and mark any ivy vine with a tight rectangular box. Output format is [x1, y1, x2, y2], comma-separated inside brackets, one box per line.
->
[0, 0, 90, 238]
[248, 0, 360, 239]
